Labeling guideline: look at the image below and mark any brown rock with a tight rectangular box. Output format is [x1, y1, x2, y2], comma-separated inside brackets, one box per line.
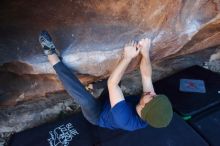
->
[0, 0, 220, 105]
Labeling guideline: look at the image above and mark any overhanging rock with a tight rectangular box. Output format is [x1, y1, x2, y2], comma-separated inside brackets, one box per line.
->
[0, 0, 220, 106]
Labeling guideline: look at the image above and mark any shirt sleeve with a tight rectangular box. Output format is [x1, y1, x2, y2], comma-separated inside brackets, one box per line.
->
[111, 100, 147, 131]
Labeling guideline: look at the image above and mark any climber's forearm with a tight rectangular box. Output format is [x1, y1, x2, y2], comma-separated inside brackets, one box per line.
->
[140, 56, 155, 93]
[108, 57, 131, 87]
[107, 57, 131, 107]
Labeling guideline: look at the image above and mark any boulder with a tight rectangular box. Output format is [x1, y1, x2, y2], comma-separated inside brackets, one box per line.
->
[0, 0, 220, 105]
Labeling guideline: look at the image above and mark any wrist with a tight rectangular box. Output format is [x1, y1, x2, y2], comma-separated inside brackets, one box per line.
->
[123, 56, 132, 62]
[141, 52, 149, 58]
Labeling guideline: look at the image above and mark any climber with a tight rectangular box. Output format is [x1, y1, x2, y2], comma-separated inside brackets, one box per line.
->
[39, 30, 173, 131]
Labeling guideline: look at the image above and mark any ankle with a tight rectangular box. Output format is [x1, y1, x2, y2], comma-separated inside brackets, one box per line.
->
[48, 54, 60, 65]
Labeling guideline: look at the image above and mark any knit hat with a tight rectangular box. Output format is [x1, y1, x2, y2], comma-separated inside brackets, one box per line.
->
[141, 94, 173, 128]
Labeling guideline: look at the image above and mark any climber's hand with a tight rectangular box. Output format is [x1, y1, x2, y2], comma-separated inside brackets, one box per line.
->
[123, 40, 140, 60]
[138, 38, 151, 58]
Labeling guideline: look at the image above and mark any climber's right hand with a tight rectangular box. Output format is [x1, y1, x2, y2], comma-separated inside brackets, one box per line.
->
[123, 40, 140, 60]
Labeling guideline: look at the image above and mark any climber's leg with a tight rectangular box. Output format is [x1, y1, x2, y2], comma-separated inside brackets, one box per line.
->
[53, 61, 102, 125]
[39, 30, 101, 125]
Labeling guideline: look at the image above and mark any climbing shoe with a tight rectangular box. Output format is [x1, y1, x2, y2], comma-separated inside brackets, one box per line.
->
[39, 30, 60, 56]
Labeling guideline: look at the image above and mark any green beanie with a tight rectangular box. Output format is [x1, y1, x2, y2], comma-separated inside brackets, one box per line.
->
[141, 94, 173, 128]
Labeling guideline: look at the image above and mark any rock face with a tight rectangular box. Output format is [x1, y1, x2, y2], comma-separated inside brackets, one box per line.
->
[0, 0, 220, 105]
[0, 48, 219, 139]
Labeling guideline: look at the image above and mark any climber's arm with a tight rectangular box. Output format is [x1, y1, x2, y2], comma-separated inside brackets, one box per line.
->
[139, 38, 155, 94]
[108, 41, 140, 107]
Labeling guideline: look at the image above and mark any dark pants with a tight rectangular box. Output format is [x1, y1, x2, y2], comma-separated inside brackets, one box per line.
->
[53, 61, 104, 125]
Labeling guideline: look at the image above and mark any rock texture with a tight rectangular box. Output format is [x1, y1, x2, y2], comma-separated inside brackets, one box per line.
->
[1, 0, 220, 144]
[0, 47, 219, 140]
[0, 92, 80, 133]
[0, 0, 220, 106]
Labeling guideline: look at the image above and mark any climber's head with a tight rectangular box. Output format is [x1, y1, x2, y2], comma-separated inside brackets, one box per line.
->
[136, 93, 173, 128]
